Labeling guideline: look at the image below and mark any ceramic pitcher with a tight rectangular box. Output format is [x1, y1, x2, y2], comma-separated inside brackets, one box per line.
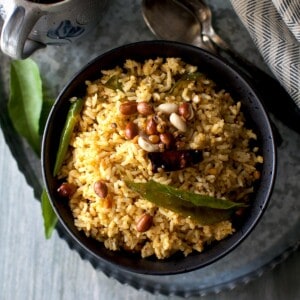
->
[0, 0, 107, 59]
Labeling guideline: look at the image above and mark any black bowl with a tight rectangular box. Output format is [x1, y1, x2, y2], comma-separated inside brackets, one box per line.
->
[41, 40, 276, 275]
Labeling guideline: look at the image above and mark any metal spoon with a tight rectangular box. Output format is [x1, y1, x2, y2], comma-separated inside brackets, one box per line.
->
[141, 0, 216, 53]
[177, 0, 230, 50]
[176, 0, 260, 74]
[141, 0, 300, 134]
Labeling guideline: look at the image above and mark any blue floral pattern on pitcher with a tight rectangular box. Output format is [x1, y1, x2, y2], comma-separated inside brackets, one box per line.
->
[47, 20, 84, 40]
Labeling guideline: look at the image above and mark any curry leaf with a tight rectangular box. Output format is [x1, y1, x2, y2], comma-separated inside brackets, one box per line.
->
[126, 180, 247, 225]
[41, 189, 58, 239]
[8, 59, 43, 156]
[162, 184, 247, 209]
[169, 72, 203, 94]
[8, 59, 56, 238]
[104, 75, 123, 91]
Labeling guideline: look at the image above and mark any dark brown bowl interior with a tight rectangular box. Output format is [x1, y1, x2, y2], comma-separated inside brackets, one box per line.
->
[41, 40, 276, 275]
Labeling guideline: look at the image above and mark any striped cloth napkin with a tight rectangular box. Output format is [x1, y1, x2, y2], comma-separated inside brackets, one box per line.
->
[230, 0, 300, 109]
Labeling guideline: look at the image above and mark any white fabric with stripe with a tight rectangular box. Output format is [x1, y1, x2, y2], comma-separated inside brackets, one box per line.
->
[230, 0, 300, 108]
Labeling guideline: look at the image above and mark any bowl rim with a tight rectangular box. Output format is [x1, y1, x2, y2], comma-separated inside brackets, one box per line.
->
[41, 40, 277, 275]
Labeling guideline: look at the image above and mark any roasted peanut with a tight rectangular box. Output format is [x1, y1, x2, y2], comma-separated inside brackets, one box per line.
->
[156, 103, 178, 114]
[119, 101, 137, 115]
[138, 136, 160, 152]
[169, 113, 187, 132]
[94, 180, 108, 198]
[178, 103, 194, 120]
[136, 213, 153, 232]
[57, 182, 76, 198]
[125, 121, 138, 139]
[159, 132, 174, 148]
[146, 117, 157, 135]
[137, 102, 154, 116]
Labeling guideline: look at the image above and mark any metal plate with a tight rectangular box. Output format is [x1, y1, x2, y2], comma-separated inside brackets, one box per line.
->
[0, 0, 299, 297]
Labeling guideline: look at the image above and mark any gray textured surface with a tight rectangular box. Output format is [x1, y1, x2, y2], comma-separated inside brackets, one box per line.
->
[1, 0, 300, 299]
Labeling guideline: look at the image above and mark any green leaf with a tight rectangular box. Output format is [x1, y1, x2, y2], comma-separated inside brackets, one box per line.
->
[41, 189, 58, 239]
[104, 75, 123, 91]
[169, 72, 203, 94]
[7, 59, 57, 239]
[162, 184, 247, 209]
[39, 97, 54, 136]
[53, 98, 84, 176]
[8, 59, 43, 156]
[126, 180, 247, 225]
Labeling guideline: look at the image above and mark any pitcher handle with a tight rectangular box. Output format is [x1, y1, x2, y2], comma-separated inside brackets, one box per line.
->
[1, 6, 45, 59]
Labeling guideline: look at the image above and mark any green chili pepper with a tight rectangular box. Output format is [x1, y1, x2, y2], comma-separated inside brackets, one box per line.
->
[126, 180, 247, 225]
[53, 98, 84, 176]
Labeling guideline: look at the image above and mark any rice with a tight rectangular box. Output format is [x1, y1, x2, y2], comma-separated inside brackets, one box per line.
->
[58, 57, 263, 259]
